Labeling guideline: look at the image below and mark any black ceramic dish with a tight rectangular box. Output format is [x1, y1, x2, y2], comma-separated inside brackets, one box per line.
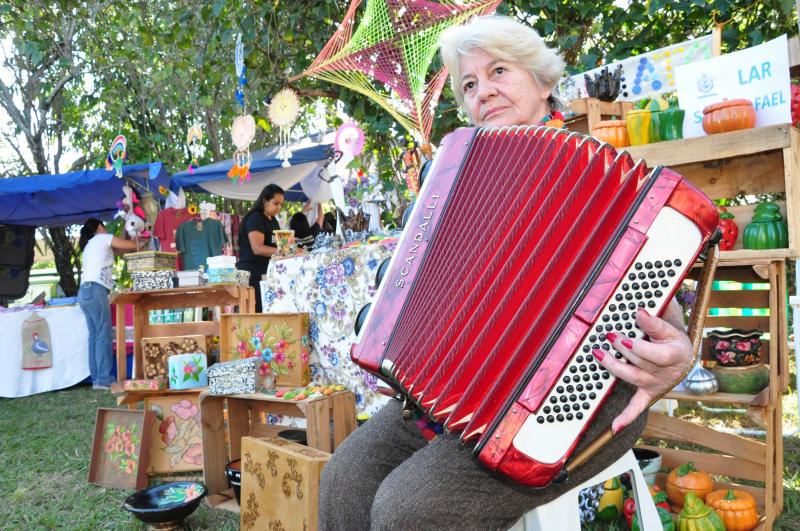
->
[225, 459, 242, 504]
[123, 481, 206, 528]
[278, 428, 308, 446]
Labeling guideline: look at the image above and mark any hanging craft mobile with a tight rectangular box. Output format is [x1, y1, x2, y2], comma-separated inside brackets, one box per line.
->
[105, 135, 127, 178]
[186, 124, 203, 174]
[227, 34, 255, 183]
[334, 122, 365, 158]
[290, 0, 501, 142]
[267, 88, 301, 168]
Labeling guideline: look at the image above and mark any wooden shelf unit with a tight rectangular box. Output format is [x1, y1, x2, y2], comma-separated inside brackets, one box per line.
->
[566, 97, 633, 135]
[199, 390, 356, 513]
[110, 285, 256, 382]
[644, 260, 788, 529]
[624, 124, 800, 260]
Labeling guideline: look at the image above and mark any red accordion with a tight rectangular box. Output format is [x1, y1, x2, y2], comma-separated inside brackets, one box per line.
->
[351, 126, 718, 487]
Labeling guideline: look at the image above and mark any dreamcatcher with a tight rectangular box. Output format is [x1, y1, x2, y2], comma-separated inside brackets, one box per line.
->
[227, 34, 255, 183]
[186, 124, 203, 174]
[105, 135, 127, 178]
[267, 88, 301, 168]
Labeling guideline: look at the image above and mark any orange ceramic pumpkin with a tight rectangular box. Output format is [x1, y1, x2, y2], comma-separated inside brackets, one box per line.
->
[706, 489, 759, 531]
[592, 119, 630, 148]
[666, 462, 714, 506]
[702, 98, 756, 134]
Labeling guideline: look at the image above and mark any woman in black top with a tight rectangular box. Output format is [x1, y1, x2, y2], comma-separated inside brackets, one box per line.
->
[237, 183, 284, 312]
[289, 201, 324, 250]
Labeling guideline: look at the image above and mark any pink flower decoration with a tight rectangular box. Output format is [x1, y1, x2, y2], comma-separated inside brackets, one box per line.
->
[184, 362, 195, 374]
[301, 349, 309, 363]
[275, 351, 285, 364]
[750, 338, 759, 343]
[124, 441, 135, 457]
[159, 416, 178, 445]
[183, 443, 203, 466]
[277, 339, 287, 350]
[125, 460, 136, 474]
[255, 329, 265, 340]
[184, 483, 201, 500]
[716, 340, 730, 350]
[287, 360, 295, 369]
[718, 351, 735, 364]
[735, 341, 751, 352]
[171, 399, 199, 420]
[237, 341, 247, 353]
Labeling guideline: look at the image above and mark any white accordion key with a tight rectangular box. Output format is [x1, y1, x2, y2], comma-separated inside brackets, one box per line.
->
[512, 206, 702, 464]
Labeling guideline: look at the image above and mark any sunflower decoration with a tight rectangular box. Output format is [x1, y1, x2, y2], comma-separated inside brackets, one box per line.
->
[187, 204, 199, 216]
[267, 88, 301, 168]
[158, 185, 169, 197]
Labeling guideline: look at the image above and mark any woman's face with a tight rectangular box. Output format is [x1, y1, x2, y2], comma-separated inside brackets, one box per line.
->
[263, 193, 284, 218]
[459, 48, 551, 128]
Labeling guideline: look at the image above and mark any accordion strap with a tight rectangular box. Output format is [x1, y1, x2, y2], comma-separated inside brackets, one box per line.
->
[564, 244, 719, 478]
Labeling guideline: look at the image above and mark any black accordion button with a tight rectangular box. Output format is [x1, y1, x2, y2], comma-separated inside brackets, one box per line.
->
[645, 291, 653, 298]
[547, 415, 554, 423]
[579, 393, 587, 400]
[601, 343, 610, 351]
[625, 323, 633, 330]
[615, 352, 624, 359]
[585, 355, 594, 362]
[615, 323, 623, 331]
[611, 313, 620, 321]
[557, 414, 565, 422]
[645, 261, 653, 269]
[563, 404, 571, 412]
[569, 366, 577, 374]
[638, 301, 646, 308]
[648, 301, 656, 308]
[674, 259, 683, 266]
[602, 315, 610, 322]
[556, 386, 564, 393]
[582, 345, 591, 353]
[576, 384, 584, 392]
[609, 304, 617, 311]
[638, 272, 646, 280]
[655, 260, 663, 268]
[560, 395, 568, 403]
[582, 403, 590, 410]
[657, 270, 666, 278]
[638, 281, 646, 289]
[654, 290, 663, 298]
[635, 263, 643, 270]
[625, 293, 633, 301]
[596, 382, 604, 390]
[576, 412, 584, 420]
[616, 294, 624, 301]
[582, 374, 590, 382]
[667, 269, 676, 277]
[537, 416, 545, 424]
[553, 405, 561, 413]
[592, 373, 600, 381]
[622, 283, 630, 291]
[602, 372, 610, 379]
[647, 271, 656, 279]
[589, 364, 597, 371]
[550, 396, 557, 404]
[573, 375, 581, 383]
[589, 392, 596, 400]
[563, 376, 570, 384]
[579, 365, 587, 373]
[575, 356, 584, 364]
[566, 413, 574, 421]
[567, 385, 575, 393]
[634, 292, 643, 300]
[595, 325, 604, 332]
[544, 406, 551, 414]
[661, 280, 669, 287]
[586, 383, 594, 390]
[569, 393, 577, 401]
[664, 260, 673, 267]
[628, 273, 636, 280]
[628, 303, 636, 310]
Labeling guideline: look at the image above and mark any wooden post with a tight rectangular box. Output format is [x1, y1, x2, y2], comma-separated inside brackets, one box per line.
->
[115, 304, 127, 382]
[712, 25, 722, 57]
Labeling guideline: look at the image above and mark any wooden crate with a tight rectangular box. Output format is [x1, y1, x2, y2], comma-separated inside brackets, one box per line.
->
[87, 408, 155, 490]
[239, 436, 330, 531]
[625, 124, 800, 262]
[219, 313, 311, 387]
[200, 390, 356, 513]
[646, 259, 787, 529]
[566, 97, 634, 135]
[141, 335, 207, 380]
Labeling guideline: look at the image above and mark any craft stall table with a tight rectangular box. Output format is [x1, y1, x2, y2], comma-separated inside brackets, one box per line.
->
[200, 390, 356, 512]
[0, 304, 89, 398]
[260, 240, 396, 416]
[110, 285, 256, 382]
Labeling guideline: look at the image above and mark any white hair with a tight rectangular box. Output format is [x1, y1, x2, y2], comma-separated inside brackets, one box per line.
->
[439, 15, 564, 110]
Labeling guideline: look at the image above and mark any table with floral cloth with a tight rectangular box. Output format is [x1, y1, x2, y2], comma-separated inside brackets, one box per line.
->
[260, 240, 396, 415]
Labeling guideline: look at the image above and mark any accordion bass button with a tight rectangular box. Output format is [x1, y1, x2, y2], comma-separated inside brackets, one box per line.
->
[354, 303, 371, 335]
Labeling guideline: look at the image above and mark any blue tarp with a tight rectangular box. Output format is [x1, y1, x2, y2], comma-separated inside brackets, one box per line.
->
[0, 163, 169, 227]
[171, 143, 333, 203]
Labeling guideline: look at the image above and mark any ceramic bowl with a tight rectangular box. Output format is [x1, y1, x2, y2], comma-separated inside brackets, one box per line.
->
[633, 447, 662, 486]
[225, 459, 242, 504]
[707, 328, 762, 366]
[123, 481, 206, 527]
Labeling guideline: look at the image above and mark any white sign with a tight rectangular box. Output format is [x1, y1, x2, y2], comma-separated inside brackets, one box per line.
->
[675, 35, 791, 138]
[560, 35, 714, 102]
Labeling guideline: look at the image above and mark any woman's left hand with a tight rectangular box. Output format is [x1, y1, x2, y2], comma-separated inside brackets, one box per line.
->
[595, 307, 692, 434]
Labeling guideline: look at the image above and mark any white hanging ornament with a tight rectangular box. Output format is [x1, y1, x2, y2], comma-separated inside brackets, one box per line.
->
[227, 114, 256, 183]
[186, 123, 203, 174]
[267, 88, 301, 168]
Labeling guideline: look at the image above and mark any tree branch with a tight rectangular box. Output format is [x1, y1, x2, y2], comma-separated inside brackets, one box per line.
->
[0, 80, 33, 139]
[1, 131, 33, 175]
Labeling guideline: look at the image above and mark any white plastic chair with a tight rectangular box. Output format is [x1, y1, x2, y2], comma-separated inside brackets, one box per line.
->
[508, 449, 661, 531]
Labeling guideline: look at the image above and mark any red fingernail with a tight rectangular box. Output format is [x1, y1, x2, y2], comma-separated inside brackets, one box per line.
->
[613, 422, 627, 435]
[605, 332, 618, 343]
[592, 348, 605, 362]
[622, 339, 633, 349]
[638, 308, 651, 317]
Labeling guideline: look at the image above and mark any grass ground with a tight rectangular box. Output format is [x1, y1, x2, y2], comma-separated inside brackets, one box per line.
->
[0, 383, 798, 529]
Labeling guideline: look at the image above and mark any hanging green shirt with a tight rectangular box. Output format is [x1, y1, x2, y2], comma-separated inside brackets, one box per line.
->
[175, 218, 226, 271]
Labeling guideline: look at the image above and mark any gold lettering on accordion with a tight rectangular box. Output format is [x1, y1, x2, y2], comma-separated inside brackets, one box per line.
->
[396, 194, 440, 288]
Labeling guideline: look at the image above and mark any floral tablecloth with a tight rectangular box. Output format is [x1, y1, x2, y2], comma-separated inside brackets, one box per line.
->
[261, 241, 396, 415]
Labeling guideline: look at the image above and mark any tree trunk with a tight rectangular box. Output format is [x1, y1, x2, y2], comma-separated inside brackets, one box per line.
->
[48, 226, 79, 296]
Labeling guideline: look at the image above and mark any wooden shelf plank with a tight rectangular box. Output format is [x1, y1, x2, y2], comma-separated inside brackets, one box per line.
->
[140, 321, 220, 338]
[640, 444, 765, 482]
[718, 248, 797, 262]
[664, 389, 764, 406]
[622, 124, 792, 167]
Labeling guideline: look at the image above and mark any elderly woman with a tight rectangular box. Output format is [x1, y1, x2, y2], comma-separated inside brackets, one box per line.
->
[318, 15, 692, 530]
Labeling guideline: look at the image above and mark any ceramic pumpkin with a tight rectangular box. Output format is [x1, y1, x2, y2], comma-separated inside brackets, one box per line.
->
[717, 206, 739, 251]
[666, 462, 714, 506]
[702, 98, 756, 134]
[743, 202, 789, 250]
[678, 492, 725, 531]
[592, 120, 630, 148]
[706, 489, 759, 531]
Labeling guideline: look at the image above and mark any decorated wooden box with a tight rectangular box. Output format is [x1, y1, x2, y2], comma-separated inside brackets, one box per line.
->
[167, 353, 208, 390]
[88, 408, 154, 490]
[239, 436, 330, 531]
[220, 313, 311, 388]
[123, 377, 168, 391]
[141, 335, 207, 380]
[144, 395, 203, 474]
[123, 251, 178, 272]
[131, 270, 174, 291]
[207, 357, 261, 395]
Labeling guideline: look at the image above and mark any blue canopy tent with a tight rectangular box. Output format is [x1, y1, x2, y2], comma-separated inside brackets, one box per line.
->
[171, 137, 334, 203]
[0, 163, 170, 227]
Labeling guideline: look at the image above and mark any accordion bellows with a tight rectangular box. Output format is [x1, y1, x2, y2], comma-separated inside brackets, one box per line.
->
[351, 126, 718, 487]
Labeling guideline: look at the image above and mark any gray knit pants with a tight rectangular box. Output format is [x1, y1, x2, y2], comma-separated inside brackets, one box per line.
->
[318, 381, 646, 531]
